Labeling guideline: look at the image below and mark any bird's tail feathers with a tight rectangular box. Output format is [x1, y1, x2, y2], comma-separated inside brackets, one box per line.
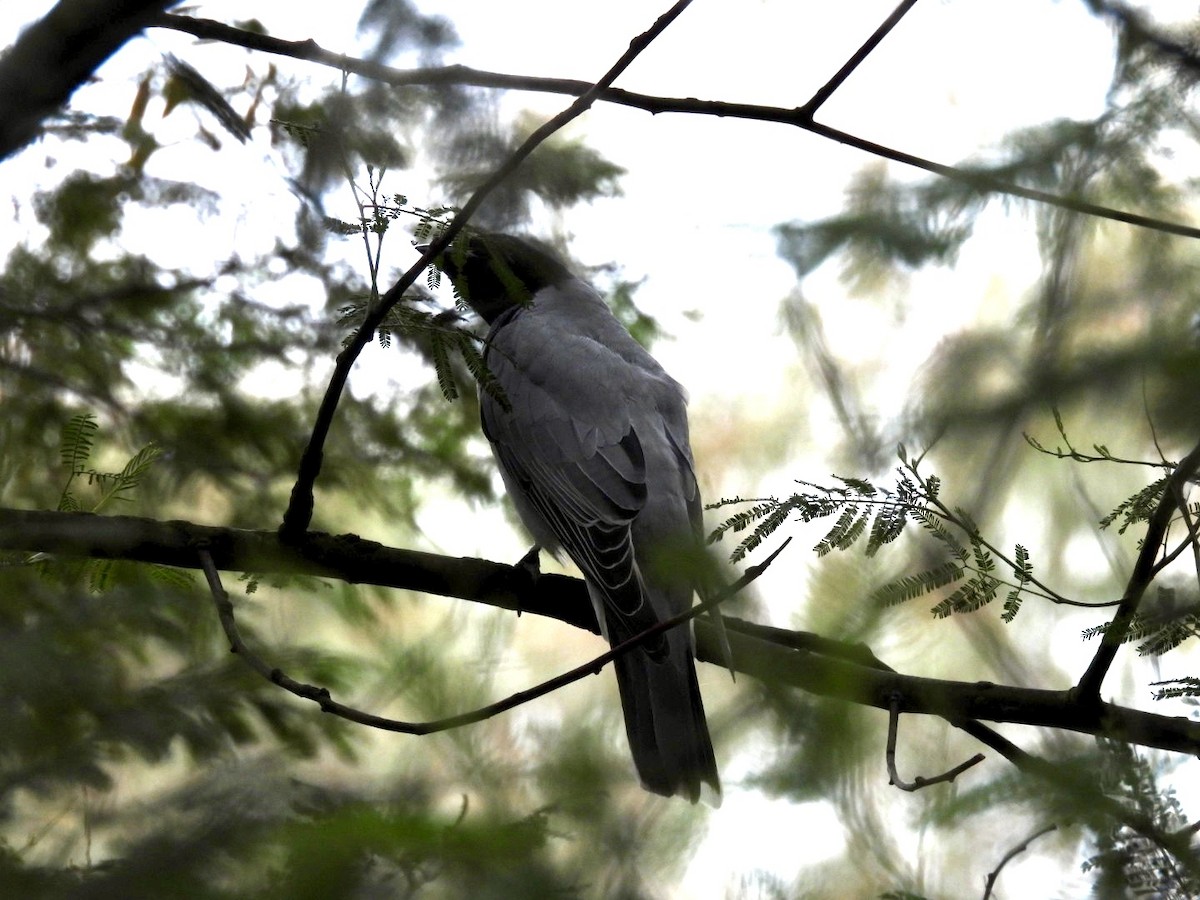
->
[608, 615, 720, 805]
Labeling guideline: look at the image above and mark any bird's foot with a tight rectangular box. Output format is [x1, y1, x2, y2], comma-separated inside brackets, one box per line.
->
[512, 545, 541, 616]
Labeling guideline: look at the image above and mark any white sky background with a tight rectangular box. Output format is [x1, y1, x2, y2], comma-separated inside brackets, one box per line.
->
[3, 0, 1197, 896]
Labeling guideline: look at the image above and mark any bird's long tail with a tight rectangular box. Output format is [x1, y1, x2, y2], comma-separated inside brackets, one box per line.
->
[608, 617, 720, 805]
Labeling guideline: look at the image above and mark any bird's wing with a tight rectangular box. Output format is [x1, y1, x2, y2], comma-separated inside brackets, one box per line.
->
[479, 281, 720, 802]
[480, 289, 678, 631]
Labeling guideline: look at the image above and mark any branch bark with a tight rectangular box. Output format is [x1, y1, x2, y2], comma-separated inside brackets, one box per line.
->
[4, 506, 1200, 758]
[279, 0, 698, 536]
[149, 12, 1200, 242]
[0, 0, 184, 162]
[1075, 440, 1200, 700]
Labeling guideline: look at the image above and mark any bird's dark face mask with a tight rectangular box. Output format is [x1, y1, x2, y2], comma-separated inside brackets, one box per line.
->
[424, 233, 570, 325]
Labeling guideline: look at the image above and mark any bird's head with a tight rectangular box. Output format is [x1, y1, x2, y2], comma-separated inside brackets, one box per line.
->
[421, 232, 573, 324]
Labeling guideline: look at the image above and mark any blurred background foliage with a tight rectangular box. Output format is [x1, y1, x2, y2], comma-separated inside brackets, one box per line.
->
[1, 1, 1199, 897]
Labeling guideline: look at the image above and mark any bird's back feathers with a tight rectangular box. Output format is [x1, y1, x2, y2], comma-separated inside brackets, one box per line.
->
[437, 234, 720, 802]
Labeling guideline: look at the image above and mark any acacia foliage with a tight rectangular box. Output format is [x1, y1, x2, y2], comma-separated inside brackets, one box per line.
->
[3, 1, 1200, 897]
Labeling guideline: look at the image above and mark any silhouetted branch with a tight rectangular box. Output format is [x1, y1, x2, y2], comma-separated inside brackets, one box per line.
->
[0, 0, 184, 162]
[279, 0, 698, 537]
[197, 529, 780, 735]
[804, 0, 920, 115]
[1075, 439, 1200, 700]
[885, 694, 985, 791]
[152, 12, 1200, 241]
[5, 506, 1200, 757]
[982, 825, 1058, 900]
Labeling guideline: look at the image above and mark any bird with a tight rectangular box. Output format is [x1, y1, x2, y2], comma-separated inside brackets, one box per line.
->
[425, 231, 720, 803]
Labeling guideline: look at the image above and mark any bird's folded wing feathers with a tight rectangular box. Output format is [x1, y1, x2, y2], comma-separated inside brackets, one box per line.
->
[481, 307, 680, 626]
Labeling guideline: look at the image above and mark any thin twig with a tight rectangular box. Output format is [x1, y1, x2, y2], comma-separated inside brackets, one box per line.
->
[1075, 439, 1200, 700]
[885, 694, 985, 791]
[803, 0, 921, 115]
[7, 507, 1200, 754]
[901, 462, 1085, 608]
[981, 824, 1059, 900]
[197, 536, 785, 736]
[278, 0, 697, 537]
[152, 13, 1200, 242]
[1169, 477, 1200, 594]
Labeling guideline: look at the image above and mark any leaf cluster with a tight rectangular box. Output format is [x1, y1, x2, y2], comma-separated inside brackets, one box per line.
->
[709, 451, 1045, 622]
[1082, 586, 1200, 657]
[56, 413, 162, 514]
[1081, 740, 1198, 899]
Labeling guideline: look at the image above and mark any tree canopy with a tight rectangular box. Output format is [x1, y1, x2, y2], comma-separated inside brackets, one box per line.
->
[3, 1, 1200, 896]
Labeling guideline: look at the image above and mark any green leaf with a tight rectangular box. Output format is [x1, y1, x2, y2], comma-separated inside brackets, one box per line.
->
[429, 332, 459, 402]
[707, 499, 780, 545]
[1002, 544, 1034, 622]
[60, 413, 98, 472]
[865, 502, 907, 557]
[871, 561, 964, 607]
[731, 504, 793, 563]
[457, 335, 509, 413]
[932, 575, 1000, 618]
[1100, 477, 1169, 533]
[813, 507, 869, 556]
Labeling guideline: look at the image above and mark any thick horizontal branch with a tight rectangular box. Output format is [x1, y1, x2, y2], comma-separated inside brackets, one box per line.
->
[151, 12, 1200, 241]
[4, 506, 1199, 758]
[704, 620, 1200, 757]
[0, 0, 183, 162]
[0, 506, 599, 633]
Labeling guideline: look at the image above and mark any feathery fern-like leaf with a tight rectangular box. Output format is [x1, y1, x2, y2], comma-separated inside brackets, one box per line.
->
[1152, 676, 1200, 700]
[971, 540, 995, 574]
[1002, 544, 1033, 622]
[708, 500, 780, 544]
[814, 507, 868, 557]
[834, 475, 877, 496]
[458, 335, 510, 412]
[865, 502, 907, 557]
[731, 503, 793, 563]
[932, 574, 1000, 618]
[870, 561, 963, 607]
[60, 413, 98, 472]
[1136, 613, 1200, 656]
[429, 331, 458, 402]
[1100, 477, 1169, 534]
[913, 508, 970, 563]
[115, 444, 162, 493]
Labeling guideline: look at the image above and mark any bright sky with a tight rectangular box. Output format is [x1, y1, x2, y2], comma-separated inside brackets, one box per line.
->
[2, 1, 1192, 896]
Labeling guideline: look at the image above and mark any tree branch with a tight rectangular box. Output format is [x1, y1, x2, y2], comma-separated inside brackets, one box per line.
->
[707, 616, 1200, 756]
[0, 506, 599, 632]
[803, 0, 920, 116]
[982, 825, 1059, 900]
[0, 0, 184, 162]
[1075, 439, 1200, 700]
[196, 533, 780, 735]
[279, 0, 697, 537]
[5, 506, 1200, 758]
[151, 12, 1200, 242]
[885, 693, 985, 791]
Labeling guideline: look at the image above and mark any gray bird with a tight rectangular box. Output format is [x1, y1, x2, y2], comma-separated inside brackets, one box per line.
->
[427, 232, 720, 803]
